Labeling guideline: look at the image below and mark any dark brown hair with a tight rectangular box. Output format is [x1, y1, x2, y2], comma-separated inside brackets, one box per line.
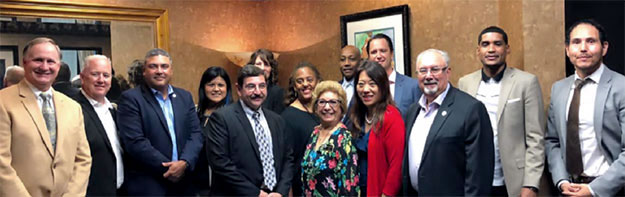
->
[247, 49, 278, 84]
[349, 60, 395, 136]
[284, 61, 322, 105]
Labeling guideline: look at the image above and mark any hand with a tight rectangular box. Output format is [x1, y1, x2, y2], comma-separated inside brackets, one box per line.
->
[560, 182, 580, 194]
[268, 192, 282, 197]
[162, 160, 187, 182]
[521, 187, 537, 197]
[381, 194, 389, 197]
[562, 183, 592, 197]
[259, 190, 269, 197]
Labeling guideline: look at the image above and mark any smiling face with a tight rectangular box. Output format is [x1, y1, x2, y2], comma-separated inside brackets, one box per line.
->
[81, 56, 112, 103]
[237, 75, 267, 110]
[566, 23, 608, 77]
[340, 46, 360, 80]
[294, 67, 318, 102]
[204, 76, 227, 104]
[356, 71, 380, 108]
[22, 42, 61, 91]
[316, 91, 342, 127]
[254, 56, 272, 79]
[477, 32, 509, 69]
[416, 51, 450, 102]
[367, 38, 393, 73]
[143, 55, 172, 92]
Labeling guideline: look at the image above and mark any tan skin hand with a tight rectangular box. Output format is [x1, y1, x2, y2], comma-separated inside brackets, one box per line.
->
[562, 183, 592, 197]
[267, 192, 282, 197]
[259, 190, 269, 197]
[520, 187, 537, 197]
[162, 160, 187, 182]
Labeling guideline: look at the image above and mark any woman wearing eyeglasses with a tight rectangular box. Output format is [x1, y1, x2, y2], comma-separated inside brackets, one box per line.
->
[349, 60, 405, 196]
[301, 81, 359, 196]
[280, 62, 322, 196]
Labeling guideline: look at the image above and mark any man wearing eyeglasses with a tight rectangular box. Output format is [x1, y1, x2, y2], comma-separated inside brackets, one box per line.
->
[206, 64, 293, 197]
[116, 48, 203, 195]
[402, 48, 494, 196]
[457, 26, 545, 197]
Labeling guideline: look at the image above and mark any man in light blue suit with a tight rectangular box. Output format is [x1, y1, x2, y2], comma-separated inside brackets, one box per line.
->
[546, 19, 625, 197]
[367, 34, 420, 116]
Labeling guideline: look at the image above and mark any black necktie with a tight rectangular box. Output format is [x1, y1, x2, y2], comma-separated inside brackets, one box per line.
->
[566, 78, 591, 177]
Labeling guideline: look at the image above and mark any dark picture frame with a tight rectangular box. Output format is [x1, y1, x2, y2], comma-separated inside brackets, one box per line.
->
[340, 5, 411, 76]
[0, 45, 19, 88]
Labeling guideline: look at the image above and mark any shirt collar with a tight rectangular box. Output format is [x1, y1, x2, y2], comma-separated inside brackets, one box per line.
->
[24, 80, 54, 97]
[151, 85, 174, 97]
[418, 82, 450, 109]
[342, 77, 354, 86]
[81, 89, 113, 109]
[481, 64, 506, 82]
[240, 100, 263, 117]
[574, 63, 604, 83]
[388, 71, 397, 83]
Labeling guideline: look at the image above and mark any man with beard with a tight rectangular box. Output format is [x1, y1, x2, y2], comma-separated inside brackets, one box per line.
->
[457, 26, 545, 197]
[546, 19, 625, 197]
[339, 45, 360, 123]
[401, 49, 494, 196]
[117, 48, 203, 195]
[207, 64, 293, 196]
[366, 33, 420, 115]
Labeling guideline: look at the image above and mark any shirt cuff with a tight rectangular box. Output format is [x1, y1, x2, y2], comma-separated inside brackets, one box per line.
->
[523, 186, 539, 193]
[588, 185, 596, 196]
[557, 180, 570, 191]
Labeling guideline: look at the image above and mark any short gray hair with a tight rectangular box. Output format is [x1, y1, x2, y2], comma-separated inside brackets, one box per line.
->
[144, 48, 172, 64]
[4, 65, 24, 84]
[83, 55, 112, 72]
[416, 48, 451, 68]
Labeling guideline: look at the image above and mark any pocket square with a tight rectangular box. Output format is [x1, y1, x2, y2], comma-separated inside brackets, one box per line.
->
[507, 98, 521, 103]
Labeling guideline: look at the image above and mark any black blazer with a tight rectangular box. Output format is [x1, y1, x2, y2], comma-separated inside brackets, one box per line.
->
[262, 84, 285, 114]
[206, 101, 294, 196]
[72, 92, 119, 196]
[401, 86, 494, 196]
[117, 85, 204, 195]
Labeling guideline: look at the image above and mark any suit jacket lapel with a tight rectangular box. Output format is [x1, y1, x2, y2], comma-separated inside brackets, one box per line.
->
[265, 109, 281, 156]
[594, 69, 612, 144]
[557, 77, 575, 140]
[76, 93, 114, 154]
[464, 71, 481, 96]
[496, 68, 516, 123]
[421, 86, 455, 161]
[140, 85, 169, 134]
[394, 74, 404, 103]
[235, 102, 261, 159]
[171, 89, 184, 147]
[18, 81, 54, 158]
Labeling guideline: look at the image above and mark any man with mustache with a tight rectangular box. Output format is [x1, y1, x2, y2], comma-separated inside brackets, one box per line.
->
[72, 55, 125, 196]
[0, 37, 92, 196]
[117, 48, 203, 195]
[457, 26, 545, 197]
[401, 49, 494, 196]
[206, 64, 293, 196]
[546, 19, 625, 197]
[366, 33, 420, 116]
[339, 45, 360, 123]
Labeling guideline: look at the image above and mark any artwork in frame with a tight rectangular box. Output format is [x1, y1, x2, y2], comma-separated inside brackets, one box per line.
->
[340, 5, 411, 76]
[0, 46, 19, 88]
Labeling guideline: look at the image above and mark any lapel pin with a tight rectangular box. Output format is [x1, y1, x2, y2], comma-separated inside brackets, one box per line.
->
[441, 111, 447, 116]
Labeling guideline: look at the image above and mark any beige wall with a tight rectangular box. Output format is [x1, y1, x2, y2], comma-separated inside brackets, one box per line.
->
[53, 0, 565, 104]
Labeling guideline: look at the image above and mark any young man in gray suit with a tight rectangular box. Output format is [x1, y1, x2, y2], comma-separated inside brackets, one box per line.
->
[546, 19, 625, 196]
[458, 26, 545, 197]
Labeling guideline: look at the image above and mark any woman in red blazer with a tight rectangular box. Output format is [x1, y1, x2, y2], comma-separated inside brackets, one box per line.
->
[349, 60, 405, 196]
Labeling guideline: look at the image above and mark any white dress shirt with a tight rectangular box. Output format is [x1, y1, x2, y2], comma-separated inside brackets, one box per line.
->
[25, 80, 55, 111]
[565, 64, 610, 177]
[82, 90, 125, 188]
[408, 83, 450, 191]
[240, 100, 273, 146]
[475, 78, 505, 186]
[389, 71, 397, 98]
[341, 77, 355, 106]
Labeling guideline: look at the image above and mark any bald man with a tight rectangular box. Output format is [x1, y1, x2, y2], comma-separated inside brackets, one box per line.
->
[339, 45, 361, 108]
[3, 65, 24, 88]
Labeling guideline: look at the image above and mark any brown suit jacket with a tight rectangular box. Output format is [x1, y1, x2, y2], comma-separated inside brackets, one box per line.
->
[0, 80, 91, 197]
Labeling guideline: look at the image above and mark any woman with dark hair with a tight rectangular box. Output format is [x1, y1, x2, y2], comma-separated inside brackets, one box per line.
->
[248, 49, 285, 113]
[349, 60, 405, 196]
[280, 62, 322, 196]
[195, 66, 233, 196]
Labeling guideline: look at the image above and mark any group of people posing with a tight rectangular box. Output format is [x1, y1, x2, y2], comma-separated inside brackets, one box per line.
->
[1, 18, 624, 197]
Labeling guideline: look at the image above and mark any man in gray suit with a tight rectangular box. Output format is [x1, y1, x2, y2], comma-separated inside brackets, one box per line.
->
[366, 33, 420, 116]
[458, 26, 545, 197]
[546, 19, 625, 196]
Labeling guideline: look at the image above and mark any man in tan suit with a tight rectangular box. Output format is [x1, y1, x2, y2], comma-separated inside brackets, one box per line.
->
[458, 26, 545, 197]
[0, 37, 92, 196]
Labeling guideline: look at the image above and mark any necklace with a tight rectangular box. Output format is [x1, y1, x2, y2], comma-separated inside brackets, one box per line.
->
[365, 113, 373, 124]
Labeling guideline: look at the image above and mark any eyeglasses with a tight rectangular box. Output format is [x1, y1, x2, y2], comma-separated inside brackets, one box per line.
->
[243, 83, 267, 91]
[417, 66, 448, 75]
[317, 99, 341, 108]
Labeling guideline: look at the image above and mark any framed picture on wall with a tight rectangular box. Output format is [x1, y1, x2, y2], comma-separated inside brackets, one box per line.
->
[0, 46, 19, 88]
[340, 5, 411, 76]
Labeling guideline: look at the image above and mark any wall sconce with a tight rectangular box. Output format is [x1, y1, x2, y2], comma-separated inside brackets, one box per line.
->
[224, 51, 280, 67]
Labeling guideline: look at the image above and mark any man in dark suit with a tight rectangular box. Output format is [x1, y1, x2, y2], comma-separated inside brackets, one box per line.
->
[117, 48, 203, 195]
[72, 55, 124, 196]
[366, 33, 420, 116]
[339, 45, 360, 123]
[53, 62, 79, 97]
[206, 64, 293, 196]
[402, 49, 494, 196]
[546, 19, 625, 197]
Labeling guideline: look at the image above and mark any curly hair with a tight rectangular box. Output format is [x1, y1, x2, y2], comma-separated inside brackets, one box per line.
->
[284, 61, 322, 105]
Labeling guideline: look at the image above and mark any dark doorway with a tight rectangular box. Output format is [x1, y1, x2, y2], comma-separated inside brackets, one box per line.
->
[565, 0, 625, 76]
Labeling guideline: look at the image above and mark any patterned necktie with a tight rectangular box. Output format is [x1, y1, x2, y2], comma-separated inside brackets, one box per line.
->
[40, 92, 57, 151]
[252, 111, 276, 190]
[566, 78, 591, 177]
